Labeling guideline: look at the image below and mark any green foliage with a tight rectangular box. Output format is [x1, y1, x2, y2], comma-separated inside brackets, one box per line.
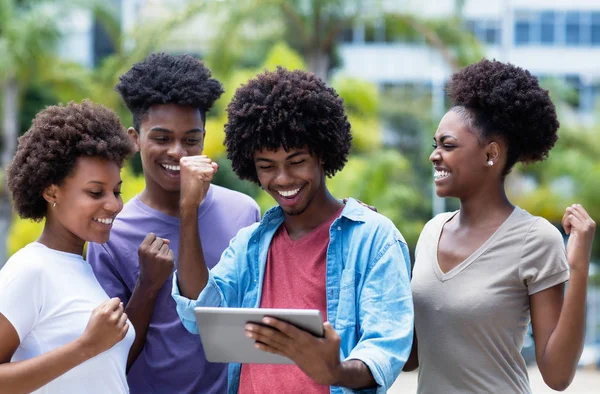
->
[262, 41, 307, 71]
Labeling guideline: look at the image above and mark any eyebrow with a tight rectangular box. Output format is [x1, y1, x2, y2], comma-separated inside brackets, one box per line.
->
[255, 151, 309, 163]
[86, 180, 123, 186]
[433, 134, 457, 143]
[149, 127, 203, 134]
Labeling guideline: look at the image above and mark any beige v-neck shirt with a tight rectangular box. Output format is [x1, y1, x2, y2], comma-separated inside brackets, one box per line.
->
[412, 207, 569, 394]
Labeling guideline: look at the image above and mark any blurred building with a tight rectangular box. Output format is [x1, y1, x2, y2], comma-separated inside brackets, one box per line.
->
[55, 0, 120, 68]
[338, 0, 600, 119]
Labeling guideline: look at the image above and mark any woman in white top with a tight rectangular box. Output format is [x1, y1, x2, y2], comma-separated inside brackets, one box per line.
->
[0, 101, 170, 393]
[405, 59, 595, 393]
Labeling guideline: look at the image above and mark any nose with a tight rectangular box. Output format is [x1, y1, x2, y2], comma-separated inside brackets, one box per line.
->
[273, 167, 293, 187]
[167, 141, 186, 160]
[104, 193, 122, 214]
[429, 147, 441, 164]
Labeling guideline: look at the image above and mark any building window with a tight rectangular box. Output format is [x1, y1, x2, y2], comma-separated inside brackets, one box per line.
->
[565, 11, 581, 45]
[466, 19, 501, 45]
[514, 11, 535, 45]
[540, 11, 555, 45]
[592, 12, 600, 45]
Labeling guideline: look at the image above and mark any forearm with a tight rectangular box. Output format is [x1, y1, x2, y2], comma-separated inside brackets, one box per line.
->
[0, 339, 97, 394]
[124, 282, 160, 370]
[403, 331, 419, 372]
[333, 359, 377, 390]
[177, 205, 209, 300]
[539, 269, 588, 387]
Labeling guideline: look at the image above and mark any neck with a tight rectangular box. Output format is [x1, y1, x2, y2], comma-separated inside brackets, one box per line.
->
[38, 219, 85, 256]
[139, 181, 182, 218]
[283, 187, 343, 238]
[457, 182, 514, 227]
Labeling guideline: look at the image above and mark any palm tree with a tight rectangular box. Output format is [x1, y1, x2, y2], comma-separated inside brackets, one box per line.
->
[0, 0, 63, 265]
[204, 0, 367, 80]
[202, 0, 481, 80]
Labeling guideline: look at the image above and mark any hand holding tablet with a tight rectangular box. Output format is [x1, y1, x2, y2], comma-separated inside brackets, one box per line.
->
[194, 307, 324, 364]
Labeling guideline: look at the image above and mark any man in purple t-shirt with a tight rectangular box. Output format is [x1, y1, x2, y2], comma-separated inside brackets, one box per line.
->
[87, 53, 260, 394]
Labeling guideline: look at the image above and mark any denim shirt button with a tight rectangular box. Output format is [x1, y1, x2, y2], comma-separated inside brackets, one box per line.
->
[337, 226, 341, 231]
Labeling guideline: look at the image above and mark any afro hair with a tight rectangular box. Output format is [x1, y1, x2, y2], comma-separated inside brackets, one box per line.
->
[224, 67, 352, 184]
[115, 52, 224, 130]
[447, 59, 559, 173]
[7, 100, 134, 221]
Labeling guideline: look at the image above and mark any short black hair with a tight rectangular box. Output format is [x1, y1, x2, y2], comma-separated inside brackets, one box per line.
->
[115, 52, 224, 130]
[7, 100, 134, 221]
[224, 67, 352, 184]
[447, 59, 559, 174]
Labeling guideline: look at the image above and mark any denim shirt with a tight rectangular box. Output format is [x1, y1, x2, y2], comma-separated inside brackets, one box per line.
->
[172, 198, 414, 394]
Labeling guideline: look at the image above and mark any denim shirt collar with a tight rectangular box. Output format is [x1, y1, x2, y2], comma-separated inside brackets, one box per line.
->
[259, 197, 366, 228]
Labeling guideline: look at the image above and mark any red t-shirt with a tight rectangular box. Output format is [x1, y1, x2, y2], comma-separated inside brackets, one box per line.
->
[238, 209, 342, 394]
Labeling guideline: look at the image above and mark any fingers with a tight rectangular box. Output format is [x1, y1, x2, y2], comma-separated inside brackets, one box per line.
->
[140, 233, 157, 248]
[564, 204, 596, 234]
[262, 317, 299, 340]
[159, 243, 170, 255]
[180, 156, 217, 180]
[245, 323, 288, 352]
[103, 297, 122, 311]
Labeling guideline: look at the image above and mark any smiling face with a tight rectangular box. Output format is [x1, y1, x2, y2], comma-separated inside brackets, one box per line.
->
[254, 147, 325, 216]
[48, 156, 123, 245]
[132, 103, 205, 194]
[429, 109, 499, 199]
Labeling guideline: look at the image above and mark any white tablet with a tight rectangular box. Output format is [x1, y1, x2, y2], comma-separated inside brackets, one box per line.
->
[194, 307, 324, 364]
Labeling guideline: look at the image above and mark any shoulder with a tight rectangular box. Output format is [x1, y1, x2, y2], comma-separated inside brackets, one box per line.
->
[518, 209, 564, 246]
[1, 243, 50, 279]
[343, 201, 405, 244]
[210, 185, 260, 212]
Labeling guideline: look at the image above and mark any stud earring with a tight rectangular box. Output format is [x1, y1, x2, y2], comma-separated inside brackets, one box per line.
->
[487, 160, 493, 166]
[52, 202, 57, 208]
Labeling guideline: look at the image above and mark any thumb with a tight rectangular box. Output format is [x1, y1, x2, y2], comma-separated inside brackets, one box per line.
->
[323, 321, 336, 339]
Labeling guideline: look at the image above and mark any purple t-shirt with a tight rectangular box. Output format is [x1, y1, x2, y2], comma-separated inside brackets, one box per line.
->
[87, 185, 260, 394]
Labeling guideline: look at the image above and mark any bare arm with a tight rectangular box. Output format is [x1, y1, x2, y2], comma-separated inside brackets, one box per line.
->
[124, 234, 174, 370]
[176, 155, 217, 299]
[531, 204, 595, 391]
[0, 298, 128, 394]
[403, 330, 419, 371]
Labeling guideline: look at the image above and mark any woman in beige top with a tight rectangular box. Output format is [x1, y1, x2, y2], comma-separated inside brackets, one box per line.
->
[406, 59, 595, 393]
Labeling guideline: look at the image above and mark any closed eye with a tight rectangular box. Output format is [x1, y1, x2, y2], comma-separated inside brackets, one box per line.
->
[290, 160, 305, 165]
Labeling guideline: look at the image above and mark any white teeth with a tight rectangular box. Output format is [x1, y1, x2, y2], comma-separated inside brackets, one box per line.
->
[93, 218, 113, 225]
[278, 188, 301, 197]
[162, 164, 180, 171]
[434, 170, 450, 180]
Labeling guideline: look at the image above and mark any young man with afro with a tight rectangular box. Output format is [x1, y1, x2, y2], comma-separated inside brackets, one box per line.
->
[172, 67, 414, 393]
[87, 53, 260, 394]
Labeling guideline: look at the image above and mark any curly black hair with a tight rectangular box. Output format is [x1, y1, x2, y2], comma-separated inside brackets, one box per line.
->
[447, 59, 559, 174]
[7, 100, 134, 221]
[116, 52, 224, 131]
[224, 67, 352, 184]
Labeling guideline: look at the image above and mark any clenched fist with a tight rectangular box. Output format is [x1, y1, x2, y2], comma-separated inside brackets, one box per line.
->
[138, 233, 175, 293]
[562, 204, 596, 272]
[180, 155, 218, 209]
[79, 298, 130, 356]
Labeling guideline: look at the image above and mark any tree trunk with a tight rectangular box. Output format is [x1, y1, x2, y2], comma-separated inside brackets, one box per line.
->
[0, 77, 19, 268]
[306, 50, 330, 81]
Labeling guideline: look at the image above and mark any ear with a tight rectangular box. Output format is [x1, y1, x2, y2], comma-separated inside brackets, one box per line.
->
[486, 141, 501, 166]
[127, 127, 141, 153]
[42, 184, 60, 205]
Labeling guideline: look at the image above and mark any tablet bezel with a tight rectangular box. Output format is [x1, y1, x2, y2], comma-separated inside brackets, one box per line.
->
[194, 307, 324, 364]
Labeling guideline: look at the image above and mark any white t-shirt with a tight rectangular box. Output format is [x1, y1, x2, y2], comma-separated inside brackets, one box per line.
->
[412, 207, 569, 394]
[0, 242, 135, 394]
